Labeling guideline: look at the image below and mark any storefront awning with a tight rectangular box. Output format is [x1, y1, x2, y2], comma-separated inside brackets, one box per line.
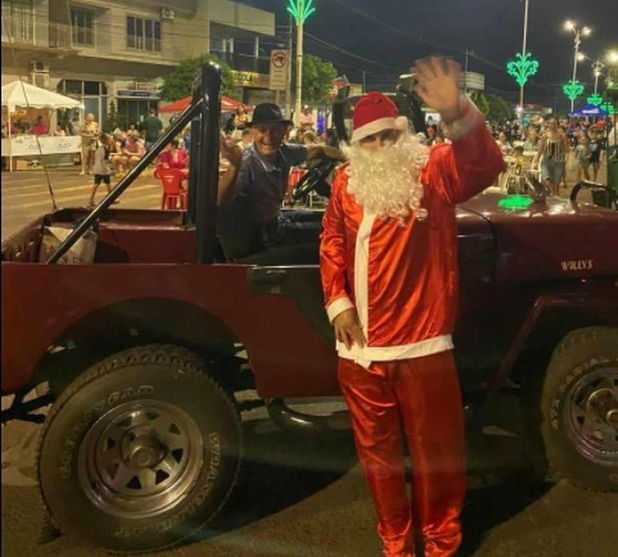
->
[160, 95, 252, 113]
[2, 80, 84, 113]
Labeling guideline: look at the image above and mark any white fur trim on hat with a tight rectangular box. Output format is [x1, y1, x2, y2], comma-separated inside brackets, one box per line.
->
[351, 115, 408, 143]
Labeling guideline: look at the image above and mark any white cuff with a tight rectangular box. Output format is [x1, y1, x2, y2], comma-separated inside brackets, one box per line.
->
[442, 95, 483, 141]
[326, 296, 355, 323]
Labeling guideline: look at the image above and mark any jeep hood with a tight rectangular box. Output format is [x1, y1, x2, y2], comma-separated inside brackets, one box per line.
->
[460, 193, 618, 282]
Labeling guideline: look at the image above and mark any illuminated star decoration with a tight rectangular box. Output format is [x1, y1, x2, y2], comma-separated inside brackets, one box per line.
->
[562, 80, 585, 102]
[506, 52, 540, 87]
[286, 0, 316, 25]
[498, 195, 534, 211]
[587, 93, 603, 106]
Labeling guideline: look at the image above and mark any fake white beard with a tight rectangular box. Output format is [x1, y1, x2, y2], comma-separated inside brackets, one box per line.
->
[342, 130, 429, 225]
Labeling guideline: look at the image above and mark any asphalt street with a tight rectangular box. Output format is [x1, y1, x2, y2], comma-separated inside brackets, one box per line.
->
[1, 167, 162, 240]
[2, 391, 618, 557]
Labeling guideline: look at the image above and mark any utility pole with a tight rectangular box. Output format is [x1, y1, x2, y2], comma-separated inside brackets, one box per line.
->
[294, 14, 304, 127]
[286, 0, 316, 127]
[520, 0, 530, 111]
[285, 14, 293, 117]
[464, 49, 469, 93]
[592, 59, 605, 95]
[563, 21, 591, 112]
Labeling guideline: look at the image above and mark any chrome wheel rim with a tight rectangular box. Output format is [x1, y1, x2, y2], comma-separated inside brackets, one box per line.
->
[564, 367, 618, 466]
[78, 400, 205, 518]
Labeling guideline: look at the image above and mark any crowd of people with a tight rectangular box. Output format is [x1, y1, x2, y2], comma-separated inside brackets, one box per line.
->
[418, 113, 614, 196]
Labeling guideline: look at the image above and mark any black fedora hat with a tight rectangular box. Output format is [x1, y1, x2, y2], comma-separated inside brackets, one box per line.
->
[249, 103, 293, 127]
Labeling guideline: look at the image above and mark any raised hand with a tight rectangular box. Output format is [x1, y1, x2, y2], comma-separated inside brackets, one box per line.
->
[412, 57, 463, 125]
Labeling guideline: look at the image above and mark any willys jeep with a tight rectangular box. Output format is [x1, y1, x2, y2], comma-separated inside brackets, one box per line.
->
[2, 65, 617, 553]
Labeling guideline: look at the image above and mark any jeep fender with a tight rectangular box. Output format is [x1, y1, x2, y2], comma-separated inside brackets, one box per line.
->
[490, 280, 618, 392]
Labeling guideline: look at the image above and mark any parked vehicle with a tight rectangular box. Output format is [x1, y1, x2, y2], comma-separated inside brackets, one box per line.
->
[2, 65, 617, 553]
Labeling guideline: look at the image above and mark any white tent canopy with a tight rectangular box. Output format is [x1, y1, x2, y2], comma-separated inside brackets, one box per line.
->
[2, 80, 84, 112]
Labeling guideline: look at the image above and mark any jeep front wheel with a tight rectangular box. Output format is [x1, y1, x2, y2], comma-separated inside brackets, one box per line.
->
[541, 327, 618, 491]
[37, 345, 242, 552]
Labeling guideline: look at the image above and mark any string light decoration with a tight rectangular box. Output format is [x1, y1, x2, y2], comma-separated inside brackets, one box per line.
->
[587, 93, 603, 106]
[562, 79, 585, 102]
[286, 0, 316, 24]
[506, 52, 540, 87]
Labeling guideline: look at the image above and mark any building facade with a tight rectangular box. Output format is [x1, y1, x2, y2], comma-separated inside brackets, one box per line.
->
[2, 0, 276, 127]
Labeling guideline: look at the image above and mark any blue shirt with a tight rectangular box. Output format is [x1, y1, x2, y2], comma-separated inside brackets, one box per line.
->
[235, 143, 308, 223]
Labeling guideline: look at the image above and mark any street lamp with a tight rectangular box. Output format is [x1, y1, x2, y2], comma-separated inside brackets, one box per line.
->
[592, 59, 606, 95]
[563, 19, 592, 111]
[287, 0, 316, 127]
[506, 0, 539, 118]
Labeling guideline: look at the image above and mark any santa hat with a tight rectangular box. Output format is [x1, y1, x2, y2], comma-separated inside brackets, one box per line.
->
[351, 92, 408, 143]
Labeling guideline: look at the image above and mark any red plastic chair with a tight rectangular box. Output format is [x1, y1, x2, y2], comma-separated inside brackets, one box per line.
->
[287, 167, 307, 197]
[157, 168, 187, 210]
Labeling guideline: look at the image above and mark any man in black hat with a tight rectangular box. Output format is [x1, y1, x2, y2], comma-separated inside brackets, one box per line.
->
[217, 103, 343, 262]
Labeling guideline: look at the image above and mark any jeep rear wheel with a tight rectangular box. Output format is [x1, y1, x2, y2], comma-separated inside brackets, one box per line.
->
[541, 327, 618, 491]
[37, 345, 242, 552]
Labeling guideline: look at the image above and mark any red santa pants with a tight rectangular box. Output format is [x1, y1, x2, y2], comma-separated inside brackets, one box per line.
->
[337, 351, 466, 557]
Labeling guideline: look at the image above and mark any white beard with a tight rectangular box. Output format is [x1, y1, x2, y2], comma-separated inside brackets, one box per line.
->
[342, 130, 429, 225]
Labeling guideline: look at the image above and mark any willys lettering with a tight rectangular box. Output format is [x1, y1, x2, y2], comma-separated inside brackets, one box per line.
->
[561, 259, 593, 272]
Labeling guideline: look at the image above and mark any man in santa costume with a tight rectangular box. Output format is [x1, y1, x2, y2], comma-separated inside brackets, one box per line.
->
[320, 57, 505, 557]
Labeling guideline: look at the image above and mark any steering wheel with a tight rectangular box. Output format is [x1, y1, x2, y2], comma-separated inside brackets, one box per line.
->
[291, 159, 339, 204]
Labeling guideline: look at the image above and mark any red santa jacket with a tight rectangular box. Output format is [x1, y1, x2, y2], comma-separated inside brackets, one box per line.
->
[320, 101, 505, 368]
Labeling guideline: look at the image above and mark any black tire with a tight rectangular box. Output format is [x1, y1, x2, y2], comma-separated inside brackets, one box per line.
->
[37, 344, 242, 552]
[540, 327, 618, 492]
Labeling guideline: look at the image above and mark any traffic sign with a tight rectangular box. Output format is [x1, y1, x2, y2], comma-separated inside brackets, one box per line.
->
[269, 50, 289, 91]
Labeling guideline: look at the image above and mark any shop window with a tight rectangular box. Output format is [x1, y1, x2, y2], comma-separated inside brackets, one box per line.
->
[71, 7, 94, 46]
[127, 16, 161, 52]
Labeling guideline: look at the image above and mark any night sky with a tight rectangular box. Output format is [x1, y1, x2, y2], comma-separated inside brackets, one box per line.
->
[240, 0, 618, 112]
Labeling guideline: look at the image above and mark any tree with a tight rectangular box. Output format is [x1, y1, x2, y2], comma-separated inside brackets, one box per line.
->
[159, 55, 236, 102]
[469, 91, 490, 117]
[291, 54, 338, 105]
[103, 100, 126, 133]
[485, 93, 515, 122]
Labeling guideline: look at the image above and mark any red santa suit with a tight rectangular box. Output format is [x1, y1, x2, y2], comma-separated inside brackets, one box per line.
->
[320, 93, 504, 557]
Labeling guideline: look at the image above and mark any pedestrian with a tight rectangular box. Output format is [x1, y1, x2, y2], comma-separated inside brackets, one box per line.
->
[588, 129, 604, 182]
[70, 114, 80, 136]
[496, 131, 512, 156]
[140, 108, 163, 151]
[157, 139, 189, 188]
[110, 130, 128, 176]
[32, 116, 49, 136]
[533, 119, 570, 196]
[182, 127, 192, 152]
[574, 132, 592, 182]
[123, 131, 145, 170]
[319, 57, 504, 557]
[300, 106, 314, 130]
[79, 113, 99, 175]
[240, 128, 253, 151]
[523, 127, 541, 153]
[88, 132, 114, 207]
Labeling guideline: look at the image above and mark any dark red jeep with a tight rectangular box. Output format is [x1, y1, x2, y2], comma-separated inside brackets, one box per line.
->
[2, 65, 617, 553]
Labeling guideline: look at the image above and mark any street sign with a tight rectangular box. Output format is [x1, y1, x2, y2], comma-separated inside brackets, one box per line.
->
[459, 71, 485, 91]
[269, 49, 289, 91]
